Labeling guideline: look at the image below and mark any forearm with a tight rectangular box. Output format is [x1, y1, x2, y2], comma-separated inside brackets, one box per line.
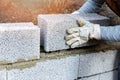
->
[100, 25, 120, 41]
[77, 0, 105, 13]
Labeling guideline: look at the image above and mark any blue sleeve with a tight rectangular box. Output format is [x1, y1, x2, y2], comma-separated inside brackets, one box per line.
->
[77, 0, 105, 13]
[100, 25, 120, 41]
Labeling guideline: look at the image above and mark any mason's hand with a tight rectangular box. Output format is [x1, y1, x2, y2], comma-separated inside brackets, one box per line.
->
[65, 18, 100, 48]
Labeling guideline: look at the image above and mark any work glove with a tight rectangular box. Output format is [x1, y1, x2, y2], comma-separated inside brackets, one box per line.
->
[65, 18, 100, 48]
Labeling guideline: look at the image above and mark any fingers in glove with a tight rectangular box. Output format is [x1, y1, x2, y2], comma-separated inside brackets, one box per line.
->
[65, 33, 79, 41]
[66, 37, 80, 46]
[71, 41, 80, 48]
[70, 39, 88, 48]
[67, 27, 80, 34]
[78, 18, 89, 27]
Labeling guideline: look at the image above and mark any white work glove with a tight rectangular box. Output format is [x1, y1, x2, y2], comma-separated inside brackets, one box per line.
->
[65, 18, 100, 48]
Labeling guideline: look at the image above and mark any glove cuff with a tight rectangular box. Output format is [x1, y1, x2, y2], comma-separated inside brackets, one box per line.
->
[90, 24, 101, 40]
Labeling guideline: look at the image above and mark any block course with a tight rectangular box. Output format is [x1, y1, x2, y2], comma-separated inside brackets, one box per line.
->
[0, 23, 40, 64]
[2, 50, 118, 80]
[38, 13, 110, 52]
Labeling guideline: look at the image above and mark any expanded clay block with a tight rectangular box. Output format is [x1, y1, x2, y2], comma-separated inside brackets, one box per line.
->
[0, 23, 40, 63]
[78, 70, 118, 80]
[7, 55, 79, 80]
[78, 50, 119, 77]
[38, 13, 110, 52]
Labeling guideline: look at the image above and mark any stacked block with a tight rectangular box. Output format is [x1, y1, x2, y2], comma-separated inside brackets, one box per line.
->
[6, 50, 118, 80]
[38, 13, 110, 52]
[0, 13, 117, 80]
[0, 23, 40, 63]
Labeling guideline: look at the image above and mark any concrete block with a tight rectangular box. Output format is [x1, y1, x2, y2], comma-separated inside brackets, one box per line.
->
[100, 71, 118, 80]
[78, 70, 118, 80]
[7, 55, 79, 80]
[0, 70, 6, 80]
[38, 13, 110, 52]
[0, 23, 40, 63]
[78, 50, 119, 77]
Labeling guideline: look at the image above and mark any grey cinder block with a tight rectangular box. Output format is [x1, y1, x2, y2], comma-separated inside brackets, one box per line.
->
[79, 70, 118, 80]
[78, 50, 119, 77]
[7, 55, 79, 80]
[0, 23, 40, 63]
[0, 69, 6, 80]
[38, 13, 110, 52]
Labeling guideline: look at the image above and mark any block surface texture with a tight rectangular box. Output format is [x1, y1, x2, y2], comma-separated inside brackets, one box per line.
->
[0, 69, 6, 80]
[7, 55, 79, 80]
[38, 13, 110, 52]
[78, 70, 118, 80]
[78, 50, 119, 77]
[0, 23, 40, 63]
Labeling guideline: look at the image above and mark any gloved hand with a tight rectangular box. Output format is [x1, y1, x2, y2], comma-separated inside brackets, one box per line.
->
[65, 18, 100, 48]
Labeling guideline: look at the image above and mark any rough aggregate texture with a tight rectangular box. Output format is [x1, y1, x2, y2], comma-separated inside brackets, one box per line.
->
[0, 23, 40, 63]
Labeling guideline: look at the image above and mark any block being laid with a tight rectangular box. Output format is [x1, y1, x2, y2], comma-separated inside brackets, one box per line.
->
[0, 23, 40, 63]
[38, 14, 110, 52]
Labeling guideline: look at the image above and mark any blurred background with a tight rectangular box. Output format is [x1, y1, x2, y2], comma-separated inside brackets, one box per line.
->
[0, 0, 119, 25]
[0, 0, 85, 24]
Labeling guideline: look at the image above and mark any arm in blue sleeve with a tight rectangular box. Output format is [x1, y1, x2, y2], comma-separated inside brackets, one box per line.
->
[100, 25, 120, 41]
[77, 0, 105, 13]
